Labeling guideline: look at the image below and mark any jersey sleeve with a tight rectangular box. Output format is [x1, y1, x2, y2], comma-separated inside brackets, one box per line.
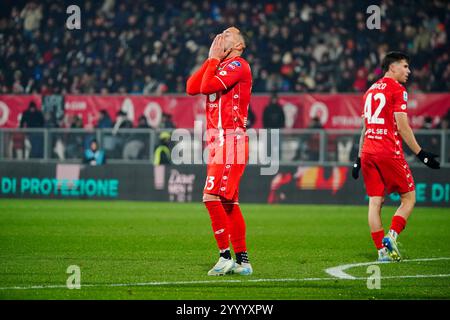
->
[392, 87, 408, 113]
[186, 60, 209, 95]
[200, 59, 244, 94]
[214, 60, 245, 90]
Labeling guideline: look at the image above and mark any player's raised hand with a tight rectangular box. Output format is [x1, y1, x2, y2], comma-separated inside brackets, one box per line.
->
[352, 157, 361, 179]
[208, 35, 219, 59]
[209, 34, 232, 61]
[416, 149, 440, 169]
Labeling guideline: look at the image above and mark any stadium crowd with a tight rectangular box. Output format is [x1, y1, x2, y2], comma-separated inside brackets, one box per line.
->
[0, 0, 449, 95]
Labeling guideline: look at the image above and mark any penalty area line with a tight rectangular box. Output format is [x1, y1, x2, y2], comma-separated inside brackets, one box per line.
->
[1, 273, 450, 290]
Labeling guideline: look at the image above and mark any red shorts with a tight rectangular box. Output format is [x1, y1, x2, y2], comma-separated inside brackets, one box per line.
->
[361, 153, 415, 197]
[204, 134, 249, 201]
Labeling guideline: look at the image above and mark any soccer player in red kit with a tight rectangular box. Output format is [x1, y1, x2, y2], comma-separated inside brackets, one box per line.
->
[186, 27, 253, 275]
[352, 52, 440, 262]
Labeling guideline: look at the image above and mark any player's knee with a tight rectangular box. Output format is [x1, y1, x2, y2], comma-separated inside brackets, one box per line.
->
[402, 197, 416, 210]
[401, 191, 416, 209]
[369, 196, 384, 208]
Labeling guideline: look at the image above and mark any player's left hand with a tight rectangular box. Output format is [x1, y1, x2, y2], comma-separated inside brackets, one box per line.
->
[416, 149, 440, 169]
[352, 157, 361, 179]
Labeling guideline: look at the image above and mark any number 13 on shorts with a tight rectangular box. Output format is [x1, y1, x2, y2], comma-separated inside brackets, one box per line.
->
[204, 176, 215, 191]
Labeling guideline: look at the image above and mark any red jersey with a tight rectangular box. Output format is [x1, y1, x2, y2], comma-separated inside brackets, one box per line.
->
[186, 56, 252, 200]
[361, 77, 409, 158]
[186, 56, 252, 138]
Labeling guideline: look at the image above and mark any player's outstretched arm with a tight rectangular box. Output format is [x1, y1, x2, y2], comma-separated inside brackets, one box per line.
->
[186, 60, 209, 95]
[394, 112, 440, 169]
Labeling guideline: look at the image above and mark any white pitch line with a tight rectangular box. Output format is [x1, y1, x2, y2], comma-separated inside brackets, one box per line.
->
[0, 278, 337, 290]
[325, 257, 450, 280]
[1, 273, 450, 291]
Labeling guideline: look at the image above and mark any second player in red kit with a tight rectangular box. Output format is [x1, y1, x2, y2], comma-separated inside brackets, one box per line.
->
[361, 76, 415, 196]
[353, 52, 440, 262]
[186, 27, 253, 276]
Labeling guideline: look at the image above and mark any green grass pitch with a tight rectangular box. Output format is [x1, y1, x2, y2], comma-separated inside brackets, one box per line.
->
[0, 199, 449, 299]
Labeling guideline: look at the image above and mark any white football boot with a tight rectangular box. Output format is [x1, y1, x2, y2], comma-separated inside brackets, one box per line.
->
[232, 262, 253, 275]
[377, 247, 393, 262]
[207, 257, 235, 276]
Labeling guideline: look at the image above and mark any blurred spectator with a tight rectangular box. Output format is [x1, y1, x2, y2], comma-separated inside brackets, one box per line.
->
[0, 1, 448, 94]
[308, 116, 324, 129]
[262, 93, 285, 161]
[70, 115, 83, 128]
[143, 76, 166, 95]
[97, 110, 113, 129]
[153, 131, 172, 165]
[63, 114, 84, 159]
[121, 114, 151, 160]
[8, 131, 31, 160]
[113, 110, 133, 133]
[20, 2, 42, 39]
[111, 110, 137, 160]
[305, 116, 324, 161]
[84, 139, 105, 165]
[160, 113, 176, 129]
[20, 102, 44, 128]
[20, 101, 44, 158]
[43, 109, 61, 158]
[422, 116, 434, 130]
[263, 93, 285, 129]
[353, 67, 369, 92]
[137, 115, 150, 128]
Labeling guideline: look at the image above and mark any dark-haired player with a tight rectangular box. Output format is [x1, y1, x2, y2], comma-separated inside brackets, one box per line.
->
[352, 51, 440, 261]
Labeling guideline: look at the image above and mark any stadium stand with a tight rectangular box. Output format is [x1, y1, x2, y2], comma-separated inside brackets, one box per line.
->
[0, 0, 449, 94]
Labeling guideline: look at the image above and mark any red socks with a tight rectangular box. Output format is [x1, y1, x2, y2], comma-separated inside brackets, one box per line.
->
[371, 230, 385, 250]
[204, 200, 247, 253]
[371, 216, 407, 250]
[223, 203, 247, 253]
[390, 215, 407, 235]
[204, 201, 230, 250]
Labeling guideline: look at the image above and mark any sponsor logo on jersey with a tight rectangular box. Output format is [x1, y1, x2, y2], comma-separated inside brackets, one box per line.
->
[227, 61, 241, 70]
[209, 93, 217, 102]
[401, 104, 407, 110]
[219, 70, 227, 76]
[403, 91, 408, 101]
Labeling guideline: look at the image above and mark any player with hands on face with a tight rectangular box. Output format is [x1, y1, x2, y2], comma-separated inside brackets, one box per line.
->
[186, 27, 253, 276]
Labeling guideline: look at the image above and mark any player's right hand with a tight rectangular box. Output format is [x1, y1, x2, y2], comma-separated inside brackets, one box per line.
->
[208, 34, 232, 61]
[416, 149, 440, 169]
[352, 157, 361, 179]
[208, 35, 219, 59]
